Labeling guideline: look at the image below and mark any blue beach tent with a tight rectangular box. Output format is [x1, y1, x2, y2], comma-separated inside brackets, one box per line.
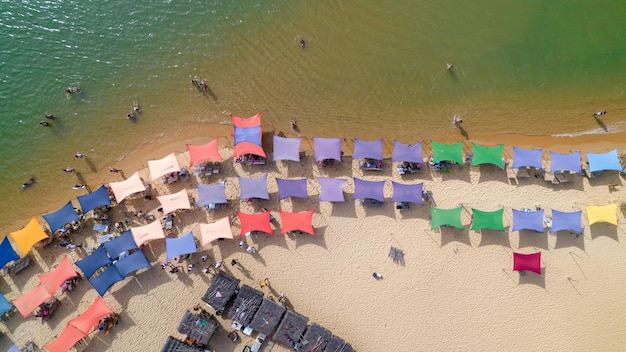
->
[587, 149, 623, 173]
[43, 201, 79, 233]
[76, 185, 111, 214]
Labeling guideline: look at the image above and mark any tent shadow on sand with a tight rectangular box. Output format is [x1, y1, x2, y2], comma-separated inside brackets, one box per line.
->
[331, 199, 357, 219]
[439, 227, 471, 248]
[439, 165, 471, 184]
[293, 225, 327, 249]
[394, 202, 430, 221]
[477, 227, 511, 248]
[552, 231, 585, 251]
[363, 200, 395, 219]
[477, 165, 509, 184]
[518, 267, 546, 288]
[517, 230, 550, 250]
[589, 223, 619, 242]
[11, 256, 44, 291]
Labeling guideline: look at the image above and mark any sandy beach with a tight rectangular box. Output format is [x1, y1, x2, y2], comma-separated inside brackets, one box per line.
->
[3, 133, 626, 352]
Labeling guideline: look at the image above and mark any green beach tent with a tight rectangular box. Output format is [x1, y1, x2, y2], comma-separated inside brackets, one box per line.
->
[471, 143, 504, 168]
[430, 206, 464, 230]
[470, 208, 505, 231]
[431, 141, 464, 164]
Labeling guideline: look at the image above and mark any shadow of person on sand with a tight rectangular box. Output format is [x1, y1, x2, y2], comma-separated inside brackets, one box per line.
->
[592, 116, 609, 132]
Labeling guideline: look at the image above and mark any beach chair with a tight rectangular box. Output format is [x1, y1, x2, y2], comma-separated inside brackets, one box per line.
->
[7, 256, 30, 276]
[554, 172, 570, 183]
[506, 166, 518, 184]
[465, 152, 473, 165]
[212, 162, 220, 174]
[194, 164, 205, 175]
[515, 168, 530, 178]
[543, 171, 559, 184]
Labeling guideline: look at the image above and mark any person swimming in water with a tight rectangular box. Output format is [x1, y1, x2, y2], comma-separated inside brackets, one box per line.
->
[45, 114, 55, 119]
[127, 112, 136, 119]
[447, 63, 454, 70]
[22, 178, 35, 189]
[40, 121, 49, 127]
[593, 111, 607, 117]
[300, 39, 306, 48]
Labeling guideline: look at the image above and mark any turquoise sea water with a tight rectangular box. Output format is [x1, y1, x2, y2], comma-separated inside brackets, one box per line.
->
[1, 0, 625, 229]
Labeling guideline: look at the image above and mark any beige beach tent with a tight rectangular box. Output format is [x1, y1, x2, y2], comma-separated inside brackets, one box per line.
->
[108, 172, 146, 203]
[157, 189, 191, 214]
[200, 217, 234, 245]
[586, 204, 618, 225]
[130, 220, 166, 247]
[148, 152, 181, 180]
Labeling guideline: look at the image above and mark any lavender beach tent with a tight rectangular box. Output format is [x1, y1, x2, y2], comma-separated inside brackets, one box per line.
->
[273, 136, 302, 162]
[391, 181, 423, 204]
[276, 178, 307, 200]
[353, 138, 383, 160]
[165, 232, 198, 261]
[313, 138, 342, 162]
[43, 201, 79, 233]
[317, 178, 346, 202]
[550, 210, 582, 234]
[76, 185, 111, 214]
[511, 147, 543, 169]
[587, 149, 623, 173]
[196, 183, 227, 206]
[238, 175, 269, 200]
[353, 178, 385, 202]
[549, 151, 581, 173]
[512, 209, 545, 233]
[392, 140, 423, 163]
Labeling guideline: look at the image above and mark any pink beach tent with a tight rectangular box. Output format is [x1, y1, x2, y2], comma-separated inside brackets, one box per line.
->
[148, 152, 181, 180]
[13, 283, 53, 318]
[108, 172, 146, 203]
[38, 255, 78, 295]
[513, 252, 542, 275]
[130, 220, 166, 247]
[157, 189, 191, 214]
[200, 217, 234, 245]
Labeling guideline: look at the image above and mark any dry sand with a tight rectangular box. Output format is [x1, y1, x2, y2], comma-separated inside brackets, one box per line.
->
[3, 137, 626, 352]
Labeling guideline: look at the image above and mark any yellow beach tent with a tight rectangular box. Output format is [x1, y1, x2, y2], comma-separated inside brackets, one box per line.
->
[586, 204, 618, 225]
[9, 216, 49, 256]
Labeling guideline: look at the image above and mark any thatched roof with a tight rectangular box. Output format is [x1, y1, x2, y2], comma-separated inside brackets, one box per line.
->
[227, 285, 264, 327]
[248, 298, 286, 336]
[201, 271, 240, 313]
[161, 336, 204, 352]
[176, 311, 218, 346]
[300, 323, 332, 352]
[273, 310, 309, 348]
[324, 336, 353, 352]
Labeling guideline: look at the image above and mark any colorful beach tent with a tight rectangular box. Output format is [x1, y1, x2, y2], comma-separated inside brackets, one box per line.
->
[43, 201, 79, 233]
[431, 141, 464, 164]
[239, 175, 270, 200]
[273, 136, 302, 162]
[587, 149, 623, 173]
[114, 250, 150, 277]
[430, 207, 463, 230]
[197, 183, 227, 206]
[391, 181, 423, 204]
[0, 236, 19, 269]
[200, 217, 234, 244]
[513, 252, 542, 275]
[13, 283, 52, 318]
[587, 204, 618, 225]
[512, 209, 545, 232]
[276, 178, 308, 200]
[471, 143, 504, 168]
[38, 256, 78, 295]
[232, 113, 265, 158]
[353, 138, 383, 160]
[108, 172, 146, 203]
[166, 232, 198, 261]
[103, 230, 138, 260]
[549, 151, 581, 173]
[131, 220, 166, 247]
[148, 153, 181, 180]
[550, 210, 582, 234]
[280, 210, 314, 235]
[76, 185, 111, 214]
[313, 137, 342, 162]
[75, 246, 111, 279]
[187, 139, 223, 167]
[157, 189, 191, 214]
[353, 178, 385, 202]
[0, 293, 12, 316]
[317, 177, 346, 202]
[470, 208, 505, 231]
[89, 265, 124, 296]
[44, 297, 113, 352]
[9, 216, 49, 256]
[392, 140, 423, 163]
[512, 147, 543, 169]
[237, 211, 272, 236]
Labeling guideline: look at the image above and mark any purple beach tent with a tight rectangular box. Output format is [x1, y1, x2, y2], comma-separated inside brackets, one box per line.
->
[238, 175, 270, 200]
[511, 147, 543, 169]
[586, 149, 623, 173]
[353, 138, 383, 160]
[549, 151, 581, 173]
[196, 183, 227, 206]
[353, 178, 385, 202]
[313, 138, 343, 163]
[276, 178, 308, 200]
[549, 210, 582, 234]
[391, 182, 423, 205]
[512, 209, 545, 233]
[273, 136, 302, 162]
[317, 177, 346, 202]
[392, 140, 423, 163]
[43, 201, 80, 233]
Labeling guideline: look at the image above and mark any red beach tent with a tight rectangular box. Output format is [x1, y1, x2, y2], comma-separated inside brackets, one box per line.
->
[237, 211, 272, 236]
[187, 139, 223, 167]
[513, 252, 541, 275]
[38, 256, 78, 295]
[231, 113, 266, 158]
[280, 210, 314, 235]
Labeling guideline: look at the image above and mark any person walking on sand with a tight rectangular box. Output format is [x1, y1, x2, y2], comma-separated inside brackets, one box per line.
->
[593, 111, 607, 117]
[230, 259, 239, 266]
[259, 278, 269, 288]
[246, 245, 255, 254]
